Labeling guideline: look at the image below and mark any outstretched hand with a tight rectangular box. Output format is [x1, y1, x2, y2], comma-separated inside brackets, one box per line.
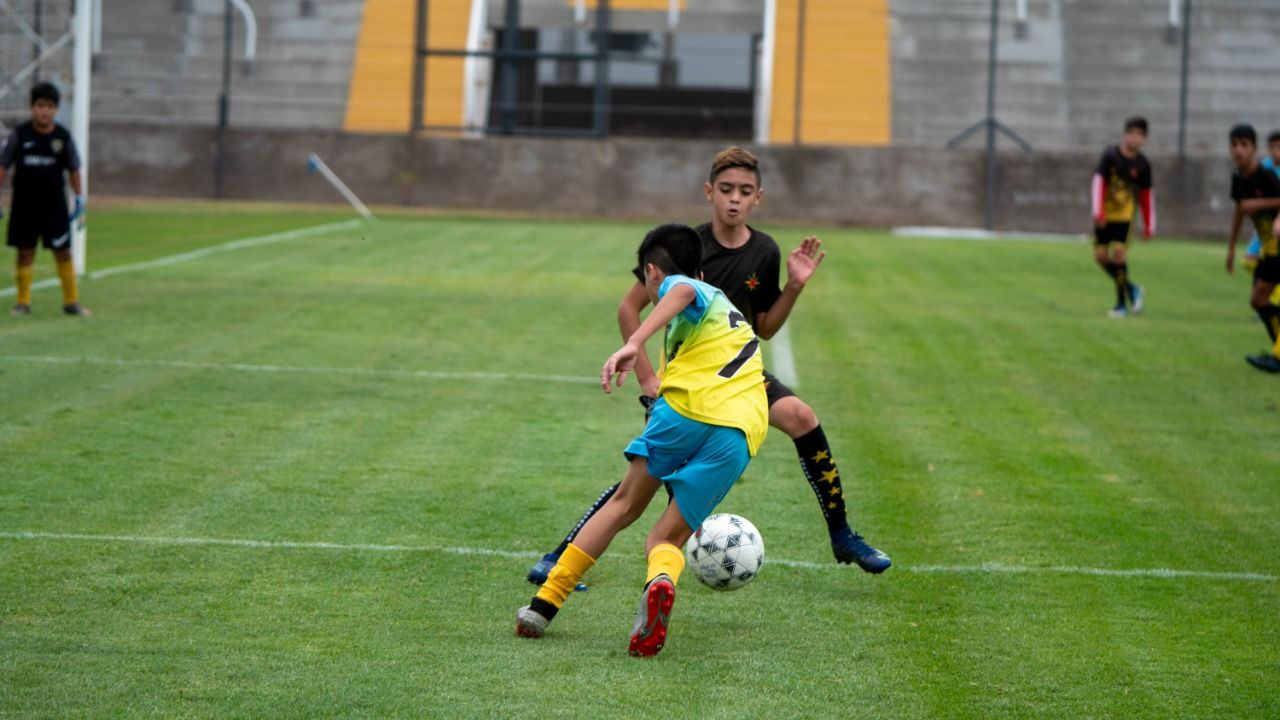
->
[786, 236, 826, 288]
[601, 343, 639, 393]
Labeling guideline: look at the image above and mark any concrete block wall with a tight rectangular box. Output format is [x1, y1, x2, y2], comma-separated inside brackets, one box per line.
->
[893, 0, 1280, 154]
[12, 0, 1269, 152]
[88, 122, 1240, 240]
[91, 0, 363, 129]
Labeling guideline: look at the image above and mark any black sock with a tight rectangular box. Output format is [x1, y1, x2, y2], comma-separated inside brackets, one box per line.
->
[793, 425, 849, 533]
[1101, 263, 1120, 305]
[1114, 263, 1129, 307]
[1258, 305, 1280, 343]
[547, 483, 619, 559]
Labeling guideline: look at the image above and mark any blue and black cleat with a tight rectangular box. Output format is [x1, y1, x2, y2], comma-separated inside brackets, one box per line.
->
[831, 527, 892, 574]
[526, 554, 588, 592]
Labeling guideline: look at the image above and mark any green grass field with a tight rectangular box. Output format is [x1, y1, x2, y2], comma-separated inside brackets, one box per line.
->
[1, 202, 1276, 718]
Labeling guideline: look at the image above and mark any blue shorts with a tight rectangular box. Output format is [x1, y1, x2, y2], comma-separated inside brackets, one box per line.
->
[624, 397, 750, 532]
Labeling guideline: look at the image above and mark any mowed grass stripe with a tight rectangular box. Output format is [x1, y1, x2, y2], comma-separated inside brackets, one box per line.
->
[1, 206, 1276, 719]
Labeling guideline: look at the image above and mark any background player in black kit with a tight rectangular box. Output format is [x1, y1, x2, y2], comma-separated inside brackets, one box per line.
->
[526, 147, 891, 586]
[1090, 117, 1155, 318]
[0, 82, 88, 316]
[1223, 124, 1280, 373]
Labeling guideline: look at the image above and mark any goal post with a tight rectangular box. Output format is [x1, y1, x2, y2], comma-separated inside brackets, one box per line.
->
[71, 0, 92, 275]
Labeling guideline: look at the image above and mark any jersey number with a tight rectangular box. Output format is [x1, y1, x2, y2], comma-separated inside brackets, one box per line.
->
[718, 309, 758, 378]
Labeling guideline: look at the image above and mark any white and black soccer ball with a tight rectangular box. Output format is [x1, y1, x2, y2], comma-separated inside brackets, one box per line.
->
[684, 513, 765, 591]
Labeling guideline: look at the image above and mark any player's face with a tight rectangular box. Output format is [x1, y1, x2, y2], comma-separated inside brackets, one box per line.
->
[30, 99, 57, 131]
[1122, 128, 1147, 154]
[1230, 138, 1257, 169]
[1269, 140, 1280, 165]
[705, 167, 762, 227]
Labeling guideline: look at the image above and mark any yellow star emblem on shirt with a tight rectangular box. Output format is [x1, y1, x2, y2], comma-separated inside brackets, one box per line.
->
[821, 469, 839, 484]
[811, 450, 830, 464]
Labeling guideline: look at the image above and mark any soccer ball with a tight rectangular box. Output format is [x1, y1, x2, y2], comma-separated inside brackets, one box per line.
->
[684, 513, 765, 591]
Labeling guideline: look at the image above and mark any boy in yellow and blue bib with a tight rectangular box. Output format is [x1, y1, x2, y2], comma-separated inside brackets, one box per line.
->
[516, 223, 767, 657]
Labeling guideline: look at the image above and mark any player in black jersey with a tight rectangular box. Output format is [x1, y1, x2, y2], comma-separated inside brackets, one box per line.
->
[1091, 117, 1155, 318]
[0, 82, 88, 316]
[526, 147, 891, 585]
[1224, 124, 1280, 372]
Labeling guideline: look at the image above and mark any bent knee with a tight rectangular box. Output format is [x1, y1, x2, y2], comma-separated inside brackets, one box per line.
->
[770, 397, 819, 438]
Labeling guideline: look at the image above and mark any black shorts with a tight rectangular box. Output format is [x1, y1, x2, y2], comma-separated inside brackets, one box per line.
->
[1254, 256, 1280, 284]
[6, 205, 72, 250]
[763, 369, 797, 407]
[1094, 222, 1131, 246]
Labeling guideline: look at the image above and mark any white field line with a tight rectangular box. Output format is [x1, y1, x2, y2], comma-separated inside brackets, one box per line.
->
[0, 354, 598, 386]
[892, 226, 1087, 244]
[1, 531, 1274, 583]
[0, 219, 363, 298]
[767, 323, 799, 389]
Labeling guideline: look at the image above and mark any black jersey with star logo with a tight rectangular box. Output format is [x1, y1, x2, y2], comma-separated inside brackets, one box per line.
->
[631, 223, 782, 330]
[0, 121, 81, 210]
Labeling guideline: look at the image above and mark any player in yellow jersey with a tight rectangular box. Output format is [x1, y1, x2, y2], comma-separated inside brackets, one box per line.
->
[526, 148, 890, 588]
[1091, 117, 1155, 319]
[516, 223, 767, 657]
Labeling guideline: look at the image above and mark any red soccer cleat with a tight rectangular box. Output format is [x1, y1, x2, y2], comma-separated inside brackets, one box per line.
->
[628, 574, 675, 657]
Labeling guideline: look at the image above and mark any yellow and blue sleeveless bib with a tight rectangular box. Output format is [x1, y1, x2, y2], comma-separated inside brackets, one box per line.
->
[657, 275, 768, 456]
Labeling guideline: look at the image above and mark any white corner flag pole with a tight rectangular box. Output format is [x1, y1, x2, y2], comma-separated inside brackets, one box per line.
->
[71, 0, 93, 275]
[307, 154, 375, 221]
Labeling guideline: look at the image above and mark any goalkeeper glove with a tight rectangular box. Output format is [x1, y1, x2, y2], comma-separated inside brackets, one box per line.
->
[70, 196, 85, 221]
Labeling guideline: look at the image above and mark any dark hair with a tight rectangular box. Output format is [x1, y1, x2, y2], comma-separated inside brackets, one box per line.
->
[638, 223, 702, 279]
[708, 146, 761, 186]
[1268, 130, 1280, 145]
[1230, 123, 1257, 145]
[30, 82, 60, 107]
[1124, 116, 1148, 135]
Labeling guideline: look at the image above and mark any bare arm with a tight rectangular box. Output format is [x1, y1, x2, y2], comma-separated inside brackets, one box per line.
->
[617, 281, 660, 396]
[68, 170, 82, 196]
[753, 236, 825, 341]
[1239, 197, 1280, 214]
[603, 283, 696, 393]
[1227, 206, 1245, 275]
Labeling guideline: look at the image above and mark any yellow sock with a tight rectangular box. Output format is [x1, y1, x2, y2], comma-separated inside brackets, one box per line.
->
[534, 543, 595, 610]
[56, 258, 78, 305]
[1271, 285, 1280, 306]
[15, 265, 33, 305]
[646, 543, 685, 586]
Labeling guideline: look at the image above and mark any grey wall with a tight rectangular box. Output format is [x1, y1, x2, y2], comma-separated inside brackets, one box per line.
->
[6, 0, 1269, 156]
[89, 122, 1239, 239]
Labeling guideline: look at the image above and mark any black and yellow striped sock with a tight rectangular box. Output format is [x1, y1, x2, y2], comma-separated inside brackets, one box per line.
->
[56, 258, 78, 306]
[15, 265, 34, 306]
[1260, 306, 1280, 344]
[530, 542, 595, 621]
[646, 543, 685, 586]
[794, 425, 849, 533]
